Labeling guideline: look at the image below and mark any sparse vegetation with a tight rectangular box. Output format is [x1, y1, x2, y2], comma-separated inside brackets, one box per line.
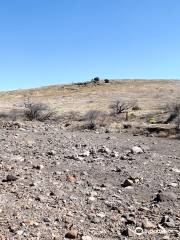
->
[83, 110, 106, 130]
[63, 111, 81, 121]
[92, 77, 100, 82]
[24, 99, 56, 121]
[132, 103, 141, 111]
[104, 79, 110, 83]
[109, 99, 133, 115]
[165, 102, 180, 124]
[148, 116, 156, 124]
[176, 116, 180, 133]
[0, 80, 179, 138]
[0, 109, 25, 121]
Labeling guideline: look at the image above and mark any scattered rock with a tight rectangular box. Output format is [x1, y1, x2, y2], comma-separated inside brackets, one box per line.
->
[161, 216, 175, 228]
[65, 229, 78, 239]
[46, 150, 56, 156]
[142, 218, 156, 229]
[171, 168, 180, 173]
[91, 216, 101, 224]
[120, 155, 128, 160]
[155, 191, 177, 202]
[89, 191, 98, 197]
[162, 236, 170, 240]
[67, 174, 77, 183]
[16, 230, 24, 236]
[88, 196, 96, 202]
[79, 150, 90, 157]
[33, 164, 44, 170]
[131, 146, 143, 154]
[168, 182, 178, 187]
[98, 146, 111, 154]
[0, 120, 179, 239]
[96, 212, 106, 218]
[110, 151, 119, 157]
[122, 179, 134, 187]
[81, 236, 92, 240]
[3, 174, 18, 182]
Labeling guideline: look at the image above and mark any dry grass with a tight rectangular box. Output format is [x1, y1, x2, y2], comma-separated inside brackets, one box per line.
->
[0, 79, 179, 115]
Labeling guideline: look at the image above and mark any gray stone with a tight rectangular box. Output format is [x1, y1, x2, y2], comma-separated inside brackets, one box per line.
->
[161, 216, 175, 228]
[142, 218, 156, 229]
[155, 191, 177, 202]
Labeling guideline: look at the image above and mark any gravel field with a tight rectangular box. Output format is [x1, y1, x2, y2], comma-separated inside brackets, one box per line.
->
[0, 121, 179, 239]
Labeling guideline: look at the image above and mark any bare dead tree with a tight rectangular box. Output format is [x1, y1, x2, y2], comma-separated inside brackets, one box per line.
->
[109, 100, 133, 115]
[24, 99, 56, 121]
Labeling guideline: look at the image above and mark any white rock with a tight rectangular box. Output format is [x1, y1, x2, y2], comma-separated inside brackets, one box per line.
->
[82, 236, 92, 240]
[124, 186, 134, 190]
[98, 146, 111, 154]
[142, 218, 156, 229]
[172, 168, 180, 173]
[111, 151, 119, 157]
[131, 146, 143, 154]
[96, 212, 106, 218]
[122, 179, 134, 187]
[90, 191, 98, 197]
[79, 150, 90, 157]
[127, 228, 136, 237]
[76, 156, 84, 161]
[168, 182, 178, 187]
[16, 230, 24, 235]
[88, 196, 96, 202]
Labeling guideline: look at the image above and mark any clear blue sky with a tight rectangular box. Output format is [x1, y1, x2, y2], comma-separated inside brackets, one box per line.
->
[0, 0, 180, 90]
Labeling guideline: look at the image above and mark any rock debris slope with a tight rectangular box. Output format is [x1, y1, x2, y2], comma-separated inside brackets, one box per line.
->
[0, 122, 179, 239]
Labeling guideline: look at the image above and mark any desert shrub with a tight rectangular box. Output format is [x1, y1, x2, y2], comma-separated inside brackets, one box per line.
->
[83, 110, 106, 129]
[0, 112, 9, 119]
[128, 113, 136, 120]
[148, 116, 156, 124]
[0, 110, 25, 121]
[132, 104, 141, 111]
[176, 116, 180, 133]
[24, 100, 56, 121]
[168, 102, 180, 113]
[93, 77, 100, 82]
[74, 81, 89, 86]
[91, 77, 100, 84]
[109, 99, 133, 115]
[8, 110, 25, 121]
[104, 79, 110, 83]
[165, 102, 180, 123]
[64, 111, 81, 121]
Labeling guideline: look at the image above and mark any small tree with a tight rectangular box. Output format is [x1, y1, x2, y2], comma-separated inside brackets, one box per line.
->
[109, 100, 132, 115]
[91, 77, 100, 83]
[104, 79, 110, 83]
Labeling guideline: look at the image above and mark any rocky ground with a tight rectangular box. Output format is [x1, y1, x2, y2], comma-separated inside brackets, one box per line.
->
[0, 121, 179, 240]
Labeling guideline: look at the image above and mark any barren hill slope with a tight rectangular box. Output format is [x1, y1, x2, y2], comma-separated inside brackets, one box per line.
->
[0, 79, 179, 114]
